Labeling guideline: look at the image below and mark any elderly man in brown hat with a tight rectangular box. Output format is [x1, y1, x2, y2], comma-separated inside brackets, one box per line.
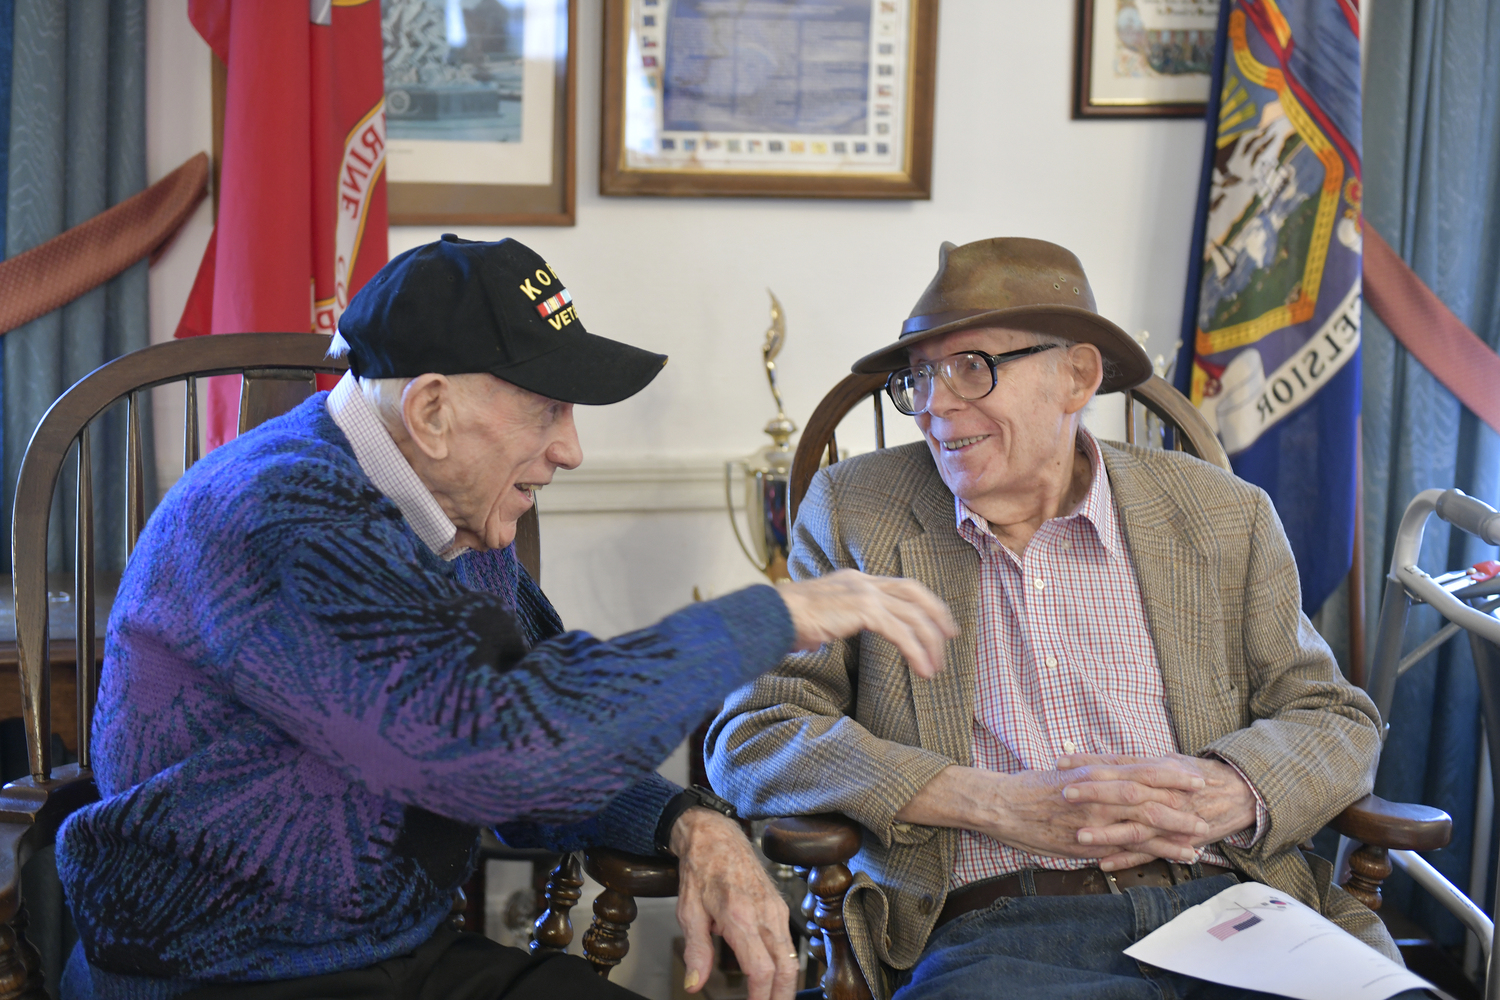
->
[706, 239, 1417, 999]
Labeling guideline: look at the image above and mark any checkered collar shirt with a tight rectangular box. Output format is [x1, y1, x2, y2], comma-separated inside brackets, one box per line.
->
[326, 372, 468, 562]
[951, 429, 1259, 886]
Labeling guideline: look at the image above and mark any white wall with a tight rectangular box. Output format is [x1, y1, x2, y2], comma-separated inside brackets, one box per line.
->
[143, 3, 1205, 995]
[145, 0, 1206, 636]
[145, 0, 215, 473]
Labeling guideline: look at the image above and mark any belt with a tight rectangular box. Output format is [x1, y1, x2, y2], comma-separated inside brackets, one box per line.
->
[935, 860, 1234, 931]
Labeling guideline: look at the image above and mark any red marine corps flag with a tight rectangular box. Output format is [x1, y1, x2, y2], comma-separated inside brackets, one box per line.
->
[177, 0, 388, 450]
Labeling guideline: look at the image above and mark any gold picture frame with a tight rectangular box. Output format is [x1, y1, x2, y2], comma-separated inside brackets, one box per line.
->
[600, 0, 938, 199]
[384, 0, 576, 225]
[1073, 0, 1218, 120]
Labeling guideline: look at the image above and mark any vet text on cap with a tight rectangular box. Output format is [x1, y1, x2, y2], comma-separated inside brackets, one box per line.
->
[337, 234, 667, 405]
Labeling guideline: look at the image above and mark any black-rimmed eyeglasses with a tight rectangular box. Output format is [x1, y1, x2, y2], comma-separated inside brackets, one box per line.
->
[885, 344, 1059, 416]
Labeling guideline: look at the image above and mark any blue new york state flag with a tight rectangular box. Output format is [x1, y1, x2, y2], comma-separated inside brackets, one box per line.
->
[1175, 0, 1364, 614]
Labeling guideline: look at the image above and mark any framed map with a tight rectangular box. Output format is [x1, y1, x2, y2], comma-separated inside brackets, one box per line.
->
[1073, 0, 1219, 119]
[600, 0, 938, 199]
[381, 0, 576, 225]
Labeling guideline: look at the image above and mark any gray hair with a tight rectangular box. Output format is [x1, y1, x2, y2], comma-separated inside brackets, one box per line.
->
[327, 331, 413, 430]
[326, 331, 504, 432]
[1028, 332, 1123, 388]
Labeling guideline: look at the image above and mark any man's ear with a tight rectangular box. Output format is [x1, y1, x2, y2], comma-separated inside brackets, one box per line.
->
[401, 373, 454, 460]
[1061, 343, 1103, 415]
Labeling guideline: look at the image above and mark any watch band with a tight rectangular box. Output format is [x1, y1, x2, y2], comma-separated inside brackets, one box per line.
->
[654, 784, 738, 854]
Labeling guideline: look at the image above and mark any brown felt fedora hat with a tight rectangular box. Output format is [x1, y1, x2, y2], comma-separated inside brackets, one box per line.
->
[852, 237, 1152, 393]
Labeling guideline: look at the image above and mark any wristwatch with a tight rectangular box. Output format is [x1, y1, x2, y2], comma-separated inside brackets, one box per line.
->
[654, 784, 738, 854]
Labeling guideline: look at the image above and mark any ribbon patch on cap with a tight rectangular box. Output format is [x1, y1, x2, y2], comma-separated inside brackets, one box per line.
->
[536, 288, 573, 319]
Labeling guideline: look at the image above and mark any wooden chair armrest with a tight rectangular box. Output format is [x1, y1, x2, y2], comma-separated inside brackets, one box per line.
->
[1331, 794, 1452, 852]
[761, 814, 863, 869]
[0, 765, 99, 997]
[531, 850, 679, 980]
[762, 815, 872, 1000]
[581, 848, 680, 897]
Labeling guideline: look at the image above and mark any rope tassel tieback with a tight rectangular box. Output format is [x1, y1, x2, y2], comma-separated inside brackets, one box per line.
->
[0, 152, 209, 338]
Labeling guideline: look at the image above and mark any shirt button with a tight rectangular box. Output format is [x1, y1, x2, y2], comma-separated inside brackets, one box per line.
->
[1033, 577, 1046, 591]
[1045, 655, 1058, 668]
[1059, 540, 1071, 550]
[1063, 739, 1077, 754]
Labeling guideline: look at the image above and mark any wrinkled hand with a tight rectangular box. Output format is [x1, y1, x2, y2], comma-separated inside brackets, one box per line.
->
[672, 808, 798, 1000]
[776, 569, 957, 678]
[980, 764, 1209, 867]
[895, 764, 1208, 871]
[1056, 753, 1257, 868]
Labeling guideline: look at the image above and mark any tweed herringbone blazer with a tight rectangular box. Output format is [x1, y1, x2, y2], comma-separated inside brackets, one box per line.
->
[707, 440, 1392, 998]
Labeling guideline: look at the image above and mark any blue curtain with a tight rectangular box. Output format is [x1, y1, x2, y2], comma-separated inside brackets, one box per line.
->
[1361, 0, 1500, 946]
[0, 0, 10, 531]
[3, 0, 152, 579]
[2, 2, 151, 991]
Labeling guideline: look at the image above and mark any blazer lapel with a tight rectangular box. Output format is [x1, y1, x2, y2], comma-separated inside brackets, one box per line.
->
[896, 459, 981, 766]
[1102, 444, 1236, 754]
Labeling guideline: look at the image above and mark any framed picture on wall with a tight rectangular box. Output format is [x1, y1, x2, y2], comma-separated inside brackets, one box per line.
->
[600, 0, 938, 199]
[1073, 0, 1219, 119]
[382, 0, 576, 225]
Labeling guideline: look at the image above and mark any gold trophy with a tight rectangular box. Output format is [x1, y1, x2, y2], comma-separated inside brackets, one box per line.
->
[725, 291, 797, 583]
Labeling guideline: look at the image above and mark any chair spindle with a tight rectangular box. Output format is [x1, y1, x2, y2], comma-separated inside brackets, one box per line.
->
[75, 427, 96, 773]
[532, 853, 584, 953]
[827, 432, 839, 466]
[184, 376, 200, 472]
[872, 390, 885, 449]
[126, 392, 145, 555]
[1124, 391, 1136, 445]
[581, 888, 636, 977]
[810, 861, 872, 1000]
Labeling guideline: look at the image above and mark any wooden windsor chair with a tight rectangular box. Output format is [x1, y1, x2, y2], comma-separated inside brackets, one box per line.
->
[768, 370, 1452, 998]
[0, 334, 348, 996]
[530, 371, 1453, 998]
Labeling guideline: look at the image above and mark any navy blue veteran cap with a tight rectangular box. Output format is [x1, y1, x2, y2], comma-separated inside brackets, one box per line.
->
[337, 234, 667, 405]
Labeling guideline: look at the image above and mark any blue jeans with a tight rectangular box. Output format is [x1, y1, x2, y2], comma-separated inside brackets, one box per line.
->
[893, 874, 1430, 1000]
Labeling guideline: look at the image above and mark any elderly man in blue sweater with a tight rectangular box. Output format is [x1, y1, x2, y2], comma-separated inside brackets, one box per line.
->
[56, 235, 956, 1000]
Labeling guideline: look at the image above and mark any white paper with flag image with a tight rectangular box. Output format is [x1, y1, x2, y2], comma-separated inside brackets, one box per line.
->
[1123, 881, 1432, 1000]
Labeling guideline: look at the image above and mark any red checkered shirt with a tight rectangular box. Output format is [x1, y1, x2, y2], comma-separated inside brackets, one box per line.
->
[950, 431, 1264, 887]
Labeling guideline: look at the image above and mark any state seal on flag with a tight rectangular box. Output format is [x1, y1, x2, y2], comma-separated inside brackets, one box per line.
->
[1188, 2, 1362, 458]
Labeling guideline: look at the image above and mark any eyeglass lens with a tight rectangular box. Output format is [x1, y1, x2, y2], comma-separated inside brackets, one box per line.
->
[888, 353, 996, 415]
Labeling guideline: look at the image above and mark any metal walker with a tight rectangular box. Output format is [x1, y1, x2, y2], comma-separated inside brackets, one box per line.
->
[1340, 488, 1500, 996]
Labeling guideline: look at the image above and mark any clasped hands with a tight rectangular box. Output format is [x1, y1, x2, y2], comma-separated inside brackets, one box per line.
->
[900, 753, 1257, 872]
[999, 752, 1257, 869]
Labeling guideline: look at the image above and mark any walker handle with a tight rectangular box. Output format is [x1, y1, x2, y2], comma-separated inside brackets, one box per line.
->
[1435, 489, 1500, 546]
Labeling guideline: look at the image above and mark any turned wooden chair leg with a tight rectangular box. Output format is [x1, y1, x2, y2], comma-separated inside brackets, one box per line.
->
[0, 903, 47, 1000]
[810, 861, 871, 1000]
[448, 885, 468, 932]
[796, 866, 824, 990]
[532, 853, 585, 954]
[1342, 842, 1391, 911]
[582, 886, 638, 978]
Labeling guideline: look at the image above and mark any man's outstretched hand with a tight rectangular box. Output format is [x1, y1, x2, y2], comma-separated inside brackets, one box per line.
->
[777, 569, 957, 678]
[672, 808, 798, 1000]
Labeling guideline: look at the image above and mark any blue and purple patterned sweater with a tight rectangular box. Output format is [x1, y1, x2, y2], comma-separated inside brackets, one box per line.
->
[56, 394, 794, 997]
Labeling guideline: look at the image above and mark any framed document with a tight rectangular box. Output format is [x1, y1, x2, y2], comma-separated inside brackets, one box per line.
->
[1073, 0, 1218, 119]
[382, 0, 576, 225]
[600, 0, 938, 199]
